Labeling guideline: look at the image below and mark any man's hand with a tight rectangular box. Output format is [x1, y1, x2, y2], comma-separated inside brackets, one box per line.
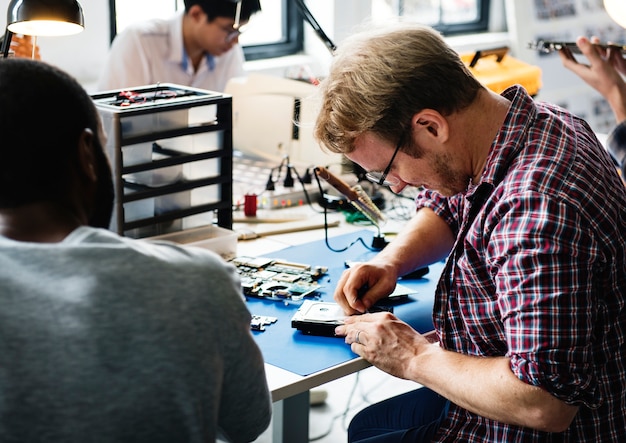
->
[335, 311, 579, 432]
[335, 311, 432, 379]
[10, 35, 41, 60]
[333, 262, 399, 314]
[559, 36, 626, 122]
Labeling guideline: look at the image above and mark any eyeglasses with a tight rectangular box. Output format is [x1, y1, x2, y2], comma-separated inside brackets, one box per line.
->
[365, 135, 404, 187]
[223, 26, 244, 42]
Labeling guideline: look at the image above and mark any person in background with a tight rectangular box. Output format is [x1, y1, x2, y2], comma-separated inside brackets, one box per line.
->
[0, 58, 271, 443]
[559, 35, 626, 180]
[0, 33, 41, 59]
[314, 23, 626, 442]
[98, 0, 261, 92]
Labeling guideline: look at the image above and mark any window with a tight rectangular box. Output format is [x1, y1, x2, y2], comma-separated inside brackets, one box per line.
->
[378, 0, 491, 35]
[109, 0, 302, 61]
[240, 0, 303, 60]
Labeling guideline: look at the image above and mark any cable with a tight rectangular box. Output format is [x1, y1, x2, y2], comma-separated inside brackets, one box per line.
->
[313, 170, 383, 253]
[308, 372, 361, 441]
[308, 368, 414, 441]
[265, 169, 276, 191]
[302, 167, 313, 184]
[284, 164, 295, 188]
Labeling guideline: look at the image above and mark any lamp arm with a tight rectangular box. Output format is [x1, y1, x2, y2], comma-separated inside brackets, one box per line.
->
[1, 28, 13, 58]
[294, 0, 337, 55]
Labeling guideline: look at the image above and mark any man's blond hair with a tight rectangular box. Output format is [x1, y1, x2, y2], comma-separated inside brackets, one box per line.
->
[314, 23, 484, 154]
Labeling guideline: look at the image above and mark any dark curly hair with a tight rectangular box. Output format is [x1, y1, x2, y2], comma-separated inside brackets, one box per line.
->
[0, 58, 113, 227]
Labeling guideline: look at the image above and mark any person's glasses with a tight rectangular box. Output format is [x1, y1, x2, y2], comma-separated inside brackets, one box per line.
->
[224, 27, 243, 42]
[365, 136, 403, 187]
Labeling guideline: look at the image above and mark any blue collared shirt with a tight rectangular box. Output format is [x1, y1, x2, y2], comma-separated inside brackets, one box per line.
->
[181, 45, 216, 73]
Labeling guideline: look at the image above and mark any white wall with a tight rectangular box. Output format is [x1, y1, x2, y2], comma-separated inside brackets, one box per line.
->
[0, 0, 111, 91]
[245, 0, 374, 78]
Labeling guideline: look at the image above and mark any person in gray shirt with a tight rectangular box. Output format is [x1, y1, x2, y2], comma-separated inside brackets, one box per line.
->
[0, 58, 271, 443]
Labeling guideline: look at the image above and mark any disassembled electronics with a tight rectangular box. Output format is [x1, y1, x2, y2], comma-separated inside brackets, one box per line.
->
[291, 301, 396, 336]
[232, 256, 328, 301]
[250, 315, 278, 332]
[291, 301, 346, 336]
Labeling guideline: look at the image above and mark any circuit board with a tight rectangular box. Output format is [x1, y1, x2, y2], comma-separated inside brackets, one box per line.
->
[231, 256, 328, 301]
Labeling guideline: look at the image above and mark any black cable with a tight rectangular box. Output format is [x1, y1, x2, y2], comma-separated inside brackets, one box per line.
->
[265, 168, 276, 191]
[302, 167, 313, 184]
[313, 169, 381, 253]
[284, 164, 295, 188]
[289, 165, 325, 212]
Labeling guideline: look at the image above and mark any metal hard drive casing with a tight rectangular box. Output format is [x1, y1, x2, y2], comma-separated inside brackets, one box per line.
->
[291, 301, 346, 336]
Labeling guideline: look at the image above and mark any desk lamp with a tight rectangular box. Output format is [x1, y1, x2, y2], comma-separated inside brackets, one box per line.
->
[294, 0, 337, 55]
[1, 0, 84, 59]
[604, 0, 626, 29]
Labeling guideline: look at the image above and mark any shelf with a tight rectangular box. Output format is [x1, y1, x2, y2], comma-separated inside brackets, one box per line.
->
[93, 83, 233, 238]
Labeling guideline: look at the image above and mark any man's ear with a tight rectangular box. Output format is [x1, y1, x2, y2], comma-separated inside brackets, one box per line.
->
[187, 4, 208, 23]
[412, 109, 449, 143]
[77, 128, 97, 182]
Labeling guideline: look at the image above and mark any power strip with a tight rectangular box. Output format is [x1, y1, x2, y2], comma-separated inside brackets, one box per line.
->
[252, 185, 320, 210]
[233, 152, 322, 210]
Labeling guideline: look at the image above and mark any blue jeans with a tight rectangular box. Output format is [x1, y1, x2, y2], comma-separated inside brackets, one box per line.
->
[348, 387, 450, 443]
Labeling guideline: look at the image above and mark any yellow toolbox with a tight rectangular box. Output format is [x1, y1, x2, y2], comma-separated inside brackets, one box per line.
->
[461, 47, 542, 96]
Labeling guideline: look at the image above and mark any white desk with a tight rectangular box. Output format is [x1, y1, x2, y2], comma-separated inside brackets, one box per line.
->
[235, 209, 366, 442]
[264, 358, 371, 442]
[232, 205, 427, 443]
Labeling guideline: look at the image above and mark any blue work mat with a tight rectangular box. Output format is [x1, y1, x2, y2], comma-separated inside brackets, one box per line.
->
[246, 229, 444, 376]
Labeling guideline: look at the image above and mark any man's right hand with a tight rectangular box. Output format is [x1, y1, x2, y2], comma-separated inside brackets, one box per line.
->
[333, 261, 399, 314]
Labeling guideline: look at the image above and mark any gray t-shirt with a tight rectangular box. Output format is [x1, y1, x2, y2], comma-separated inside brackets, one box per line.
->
[0, 226, 271, 443]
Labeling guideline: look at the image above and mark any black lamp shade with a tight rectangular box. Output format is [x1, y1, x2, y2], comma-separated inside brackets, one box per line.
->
[6, 0, 84, 36]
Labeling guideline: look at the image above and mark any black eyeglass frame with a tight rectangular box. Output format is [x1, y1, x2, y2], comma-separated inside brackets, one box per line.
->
[365, 134, 404, 187]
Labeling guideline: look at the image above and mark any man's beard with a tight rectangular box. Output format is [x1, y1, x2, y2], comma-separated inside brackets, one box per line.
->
[430, 151, 472, 197]
[407, 139, 471, 197]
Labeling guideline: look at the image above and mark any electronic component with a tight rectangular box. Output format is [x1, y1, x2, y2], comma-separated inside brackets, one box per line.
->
[291, 301, 396, 336]
[527, 40, 626, 55]
[251, 315, 277, 332]
[232, 256, 328, 301]
[291, 301, 346, 336]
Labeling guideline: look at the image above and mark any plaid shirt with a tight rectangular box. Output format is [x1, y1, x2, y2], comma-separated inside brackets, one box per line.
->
[416, 86, 626, 442]
[607, 119, 626, 181]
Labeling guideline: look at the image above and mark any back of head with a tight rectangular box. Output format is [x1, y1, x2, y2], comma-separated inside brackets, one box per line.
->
[0, 59, 101, 209]
[314, 23, 484, 154]
[184, 0, 261, 22]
